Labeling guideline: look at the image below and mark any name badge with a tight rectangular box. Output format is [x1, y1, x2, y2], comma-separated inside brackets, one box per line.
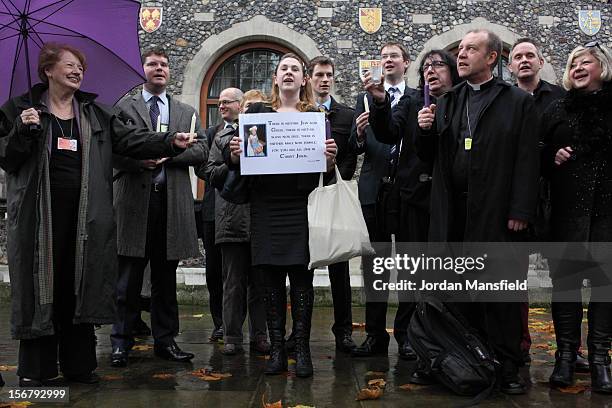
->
[58, 138, 78, 152]
[464, 137, 472, 151]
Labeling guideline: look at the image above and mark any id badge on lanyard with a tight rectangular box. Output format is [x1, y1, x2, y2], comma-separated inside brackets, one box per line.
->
[57, 138, 77, 152]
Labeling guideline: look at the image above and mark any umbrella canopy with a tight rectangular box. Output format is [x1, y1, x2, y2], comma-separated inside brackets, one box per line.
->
[0, 0, 146, 105]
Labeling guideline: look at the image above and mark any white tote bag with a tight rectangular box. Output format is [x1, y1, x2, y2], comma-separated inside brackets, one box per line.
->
[308, 166, 375, 269]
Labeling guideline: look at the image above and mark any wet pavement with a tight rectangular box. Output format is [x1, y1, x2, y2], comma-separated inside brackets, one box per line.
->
[0, 303, 610, 407]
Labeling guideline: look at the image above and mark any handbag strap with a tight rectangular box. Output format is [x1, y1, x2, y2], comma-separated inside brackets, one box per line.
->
[319, 165, 344, 187]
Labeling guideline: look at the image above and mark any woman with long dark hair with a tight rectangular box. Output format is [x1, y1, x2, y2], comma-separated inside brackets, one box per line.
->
[542, 42, 612, 394]
[227, 53, 337, 377]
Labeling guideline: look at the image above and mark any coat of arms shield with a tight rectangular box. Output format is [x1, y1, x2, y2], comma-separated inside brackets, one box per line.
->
[140, 7, 163, 33]
[578, 10, 601, 37]
[359, 8, 382, 34]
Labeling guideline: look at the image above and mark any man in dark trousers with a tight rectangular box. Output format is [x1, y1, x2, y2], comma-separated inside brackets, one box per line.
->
[416, 29, 539, 394]
[507, 37, 570, 366]
[110, 48, 208, 366]
[349, 42, 418, 359]
[291, 56, 357, 352]
[202, 87, 243, 342]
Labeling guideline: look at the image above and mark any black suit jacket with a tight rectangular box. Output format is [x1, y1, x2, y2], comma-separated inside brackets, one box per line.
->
[328, 96, 357, 180]
[369, 88, 433, 211]
[349, 92, 394, 206]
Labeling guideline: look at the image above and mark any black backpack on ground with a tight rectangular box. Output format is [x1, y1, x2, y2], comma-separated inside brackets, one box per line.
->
[408, 297, 497, 402]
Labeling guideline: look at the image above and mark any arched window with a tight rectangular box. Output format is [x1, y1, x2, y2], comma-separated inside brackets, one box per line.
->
[200, 42, 293, 128]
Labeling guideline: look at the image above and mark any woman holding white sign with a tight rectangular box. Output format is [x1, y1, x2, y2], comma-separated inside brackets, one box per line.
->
[228, 53, 337, 378]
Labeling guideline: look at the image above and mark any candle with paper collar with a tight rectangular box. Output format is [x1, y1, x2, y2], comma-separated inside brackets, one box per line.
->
[189, 113, 196, 143]
[424, 83, 430, 108]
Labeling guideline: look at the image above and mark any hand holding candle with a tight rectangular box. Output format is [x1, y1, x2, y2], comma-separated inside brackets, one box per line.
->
[188, 113, 196, 144]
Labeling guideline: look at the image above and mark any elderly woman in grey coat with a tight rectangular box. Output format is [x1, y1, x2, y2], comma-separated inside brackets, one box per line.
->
[0, 43, 191, 387]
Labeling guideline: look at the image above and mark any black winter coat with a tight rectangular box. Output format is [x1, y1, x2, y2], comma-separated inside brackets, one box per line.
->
[369, 89, 433, 211]
[417, 78, 540, 242]
[541, 81, 612, 242]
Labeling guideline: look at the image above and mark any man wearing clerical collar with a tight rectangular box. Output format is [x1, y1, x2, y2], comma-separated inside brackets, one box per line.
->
[416, 29, 540, 395]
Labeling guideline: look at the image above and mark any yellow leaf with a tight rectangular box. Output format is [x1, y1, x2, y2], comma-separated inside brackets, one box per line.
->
[367, 378, 386, 389]
[0, 365, 17, 371]
[192, 314, 204, 318]
[152, 373, 175, 379]
[261, 394, 283, 408]
[191, 368, 232, 381]
[288, 359, 296, 365]
[557, 384, 589, 394]
[132, 344, 153, 351]
[1, 403, 33, 408]
[399, 383, 428, 391]
[356, 386, 383, 401]
[101, 375, 123, 381]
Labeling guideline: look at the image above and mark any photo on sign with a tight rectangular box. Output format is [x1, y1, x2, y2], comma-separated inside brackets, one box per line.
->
[244, 124, 267, 158]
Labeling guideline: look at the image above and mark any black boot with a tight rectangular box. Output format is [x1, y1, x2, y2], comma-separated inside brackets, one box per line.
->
[550, 349, 576, 387]
[588, 302, 612, 394]
[549, 302, 582, 387]
[293, 288, 314, 378]
[263, 288, 288, 375]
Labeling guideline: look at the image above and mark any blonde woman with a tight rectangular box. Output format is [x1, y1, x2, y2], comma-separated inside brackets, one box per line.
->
[542, 41, 612, 394]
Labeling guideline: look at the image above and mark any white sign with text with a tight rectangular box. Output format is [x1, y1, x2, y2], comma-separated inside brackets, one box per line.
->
[238, 112, 327, 175]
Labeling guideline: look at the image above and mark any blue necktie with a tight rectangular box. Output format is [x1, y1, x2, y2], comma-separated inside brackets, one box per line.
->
[388, 87, 398, 107]
[149, 96, 165, 184]
[387, 88, 399, 165]
[149, 95, 160, 131]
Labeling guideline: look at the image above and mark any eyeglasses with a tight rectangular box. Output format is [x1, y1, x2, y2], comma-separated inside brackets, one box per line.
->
[422, 61, 448, 71]
[218, 99, 239, 106]
[584, 40, 603, 52]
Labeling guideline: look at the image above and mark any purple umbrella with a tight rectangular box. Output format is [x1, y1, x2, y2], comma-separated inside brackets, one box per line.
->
[0, 0, 146, 105]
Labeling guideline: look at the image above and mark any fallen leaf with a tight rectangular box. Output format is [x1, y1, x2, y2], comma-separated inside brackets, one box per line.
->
[132, 344, 153, 351]
[101, 375, 123, 381]
[192, 314, 204, 318]
[368, 378, 386, 389]
[0, 403, 33, 408]
[365, 371, 386, 377]
[0, 365, 17, 371]
[288, 358, 296, 365]
[352, 322, 366, 328]
[356, 386, 383, 401]
[152, 373, 175, 379]
[192, 368, 232, 381]
[261, 393, 282, 408]
[557, 384, 589, 394]
[399, 383, 428, 391]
